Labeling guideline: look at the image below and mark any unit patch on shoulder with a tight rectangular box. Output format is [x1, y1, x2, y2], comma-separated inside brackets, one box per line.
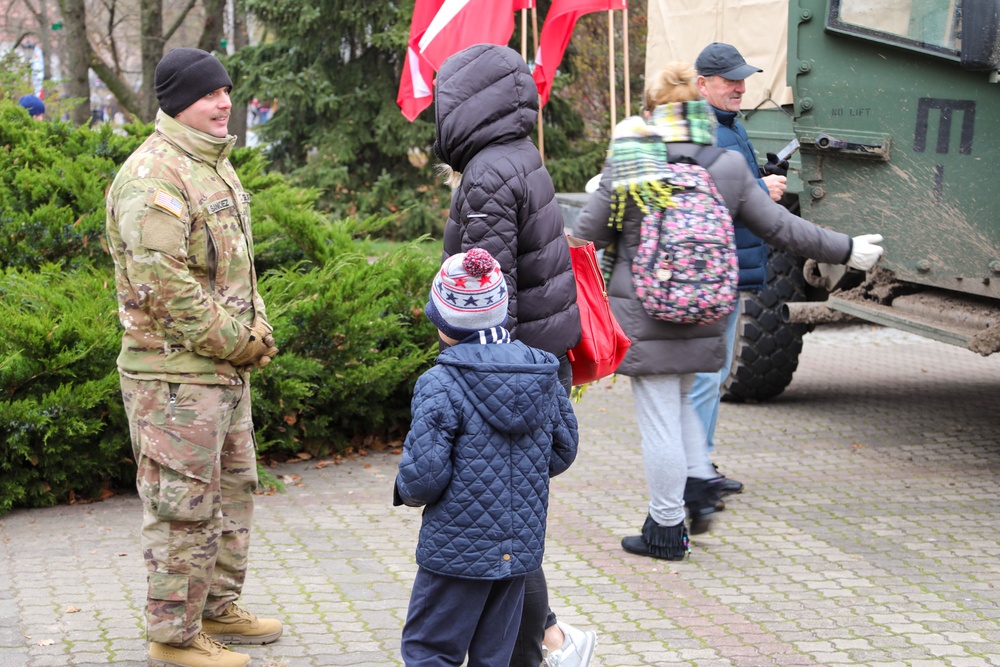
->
[152, 190, 184, 218]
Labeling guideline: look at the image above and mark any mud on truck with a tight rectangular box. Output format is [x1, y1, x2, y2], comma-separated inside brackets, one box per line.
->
[631, 0, 1000, 401]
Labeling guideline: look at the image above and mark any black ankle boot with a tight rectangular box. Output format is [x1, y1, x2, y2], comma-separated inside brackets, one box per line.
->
[684, 478, 722, 535]
[711, 463, 745, 495]
[621, 515, 690, 560]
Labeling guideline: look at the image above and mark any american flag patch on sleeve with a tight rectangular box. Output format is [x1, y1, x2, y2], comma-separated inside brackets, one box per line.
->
[152, 190, 184, 218]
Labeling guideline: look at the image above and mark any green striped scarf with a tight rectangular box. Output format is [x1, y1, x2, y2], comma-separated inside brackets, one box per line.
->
[609, 100, 717, 228]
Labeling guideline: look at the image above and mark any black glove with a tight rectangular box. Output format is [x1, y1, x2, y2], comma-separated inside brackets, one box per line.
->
[763, 152, 790, 177]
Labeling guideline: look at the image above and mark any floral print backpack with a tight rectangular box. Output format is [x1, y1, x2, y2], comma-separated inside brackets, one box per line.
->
[630, 147, 738, 325]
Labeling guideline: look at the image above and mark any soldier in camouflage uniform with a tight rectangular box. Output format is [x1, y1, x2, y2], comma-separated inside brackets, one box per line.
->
[106, 48, 282, 667]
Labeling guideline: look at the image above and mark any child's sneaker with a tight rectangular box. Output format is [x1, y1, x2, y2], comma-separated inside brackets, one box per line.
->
[540, 621, 596, 667]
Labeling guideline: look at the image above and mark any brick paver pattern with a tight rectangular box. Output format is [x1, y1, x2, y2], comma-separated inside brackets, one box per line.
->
[1, 325, 998, 666]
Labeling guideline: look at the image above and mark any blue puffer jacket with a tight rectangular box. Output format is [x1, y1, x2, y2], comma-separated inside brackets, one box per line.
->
[396, 338, 578, 580]
[713, 107, 769, 290]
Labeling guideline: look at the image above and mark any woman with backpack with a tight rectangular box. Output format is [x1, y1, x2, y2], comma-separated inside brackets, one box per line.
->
[573, 61, 884, 560]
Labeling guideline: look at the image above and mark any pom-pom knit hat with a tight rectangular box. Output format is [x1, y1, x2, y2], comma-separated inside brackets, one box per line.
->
[425, 248, 508, 340]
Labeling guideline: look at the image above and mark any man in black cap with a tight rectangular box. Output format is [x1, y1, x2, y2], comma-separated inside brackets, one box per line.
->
[106, 47, 280, 667]
[687, 42, 786, 500]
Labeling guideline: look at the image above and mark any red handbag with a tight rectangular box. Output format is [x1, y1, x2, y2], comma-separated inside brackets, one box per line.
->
[566, 235, 631, 385]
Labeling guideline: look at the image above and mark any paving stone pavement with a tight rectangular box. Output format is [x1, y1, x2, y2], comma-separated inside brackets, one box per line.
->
[1, 324, 998, 667]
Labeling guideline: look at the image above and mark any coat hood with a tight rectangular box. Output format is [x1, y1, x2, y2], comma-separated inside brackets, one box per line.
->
[434, 44, 539, 173]
[437, 340, 560, 435]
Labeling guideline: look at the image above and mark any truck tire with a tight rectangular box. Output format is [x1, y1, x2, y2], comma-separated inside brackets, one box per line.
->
[722, 247, 812, 402]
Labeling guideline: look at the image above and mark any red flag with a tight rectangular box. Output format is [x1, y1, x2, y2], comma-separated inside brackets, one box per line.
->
[533, 0, 627, 107]
[413, 0, 519, 72]
[397, 0, 444, 121]
[514, 0, 536, 7]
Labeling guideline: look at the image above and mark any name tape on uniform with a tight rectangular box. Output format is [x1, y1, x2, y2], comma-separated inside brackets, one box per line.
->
[207, 198, 234, 214]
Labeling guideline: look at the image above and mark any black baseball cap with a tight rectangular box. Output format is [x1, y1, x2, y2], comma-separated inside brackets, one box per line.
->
[695, 43, 763, 80]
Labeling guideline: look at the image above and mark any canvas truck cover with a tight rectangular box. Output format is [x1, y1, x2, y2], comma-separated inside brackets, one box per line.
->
[645, 0, 794, 110]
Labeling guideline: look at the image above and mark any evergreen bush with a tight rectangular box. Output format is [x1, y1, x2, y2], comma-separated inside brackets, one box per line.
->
[0, 265, 131, 515]
[252, 243, 438, 454]
[0, 104, 143, 272]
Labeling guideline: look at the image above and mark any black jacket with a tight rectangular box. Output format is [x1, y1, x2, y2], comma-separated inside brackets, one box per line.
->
[435, 44, 581, 357]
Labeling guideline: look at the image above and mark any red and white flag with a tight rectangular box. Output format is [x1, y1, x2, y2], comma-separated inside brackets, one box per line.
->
[414, 0, 518, 72]
[533, 0, 627, 107]
[397, 0, 444, 122]
[398, 0, 521, 121]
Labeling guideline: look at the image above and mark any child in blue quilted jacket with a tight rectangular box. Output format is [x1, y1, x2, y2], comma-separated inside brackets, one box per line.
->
[394, 248, 579, 667]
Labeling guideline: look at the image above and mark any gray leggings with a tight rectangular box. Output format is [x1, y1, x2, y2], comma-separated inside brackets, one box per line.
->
[631, 374, 716, 527]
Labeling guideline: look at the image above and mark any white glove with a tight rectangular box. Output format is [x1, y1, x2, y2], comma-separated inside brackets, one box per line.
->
[847, 234, 884, 271]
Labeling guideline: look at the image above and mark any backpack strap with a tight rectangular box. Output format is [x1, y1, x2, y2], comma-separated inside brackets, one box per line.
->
[619, 146, 727, 265]
[670, 146, 727, 169]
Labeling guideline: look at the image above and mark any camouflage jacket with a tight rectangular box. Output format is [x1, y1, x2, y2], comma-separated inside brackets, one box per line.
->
[106, 110, 267, 384]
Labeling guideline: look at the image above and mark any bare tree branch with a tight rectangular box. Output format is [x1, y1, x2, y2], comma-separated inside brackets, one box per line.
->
[90, 48, 141, 118]
[196, 0, 225, 53]
[164, 0, 198, 42]
[103, 0, 122, 76]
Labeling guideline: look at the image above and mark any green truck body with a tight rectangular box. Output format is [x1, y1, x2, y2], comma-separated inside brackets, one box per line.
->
[561, 1, 1000, 398]
[744, 0, 1000, 357]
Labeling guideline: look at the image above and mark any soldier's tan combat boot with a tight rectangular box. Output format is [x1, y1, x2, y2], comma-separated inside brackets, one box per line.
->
[148, 632, 250, 667]
[202, 602, 283, 645]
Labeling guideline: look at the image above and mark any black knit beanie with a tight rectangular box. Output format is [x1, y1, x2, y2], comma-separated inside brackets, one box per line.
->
[155, 48, 233, 117]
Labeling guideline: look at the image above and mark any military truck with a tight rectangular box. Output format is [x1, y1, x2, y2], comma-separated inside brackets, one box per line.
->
[641, 0, 1000, 401]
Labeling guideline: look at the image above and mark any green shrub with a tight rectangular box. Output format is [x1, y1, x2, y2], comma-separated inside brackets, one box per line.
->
[252, 243, 439, 454]
[0, 265, 132, 514]
[0, 102, 144, 272]
[243, 170, 440, 452]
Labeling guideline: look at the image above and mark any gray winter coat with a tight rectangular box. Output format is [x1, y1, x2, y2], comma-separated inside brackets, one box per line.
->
[435, 44, 581, 357]
[574, 143, 852, 376]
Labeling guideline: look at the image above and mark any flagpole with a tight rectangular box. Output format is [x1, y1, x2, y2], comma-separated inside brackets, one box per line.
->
[521, 7, 527, 61]
[534, 3, 544, 162]
[622, 7, 630, 118]
[608, 10, 616, 134]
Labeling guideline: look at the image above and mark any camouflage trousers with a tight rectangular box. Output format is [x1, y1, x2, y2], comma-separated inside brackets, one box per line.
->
[119, 376, 259, 646]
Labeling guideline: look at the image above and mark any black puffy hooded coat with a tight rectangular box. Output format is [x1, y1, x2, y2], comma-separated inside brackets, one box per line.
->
[435, 44, 581, 357]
